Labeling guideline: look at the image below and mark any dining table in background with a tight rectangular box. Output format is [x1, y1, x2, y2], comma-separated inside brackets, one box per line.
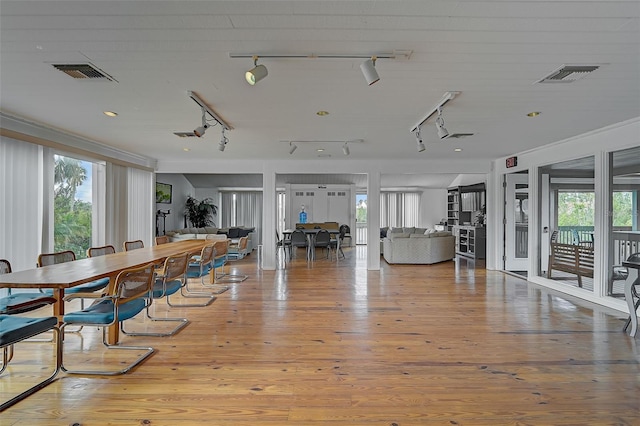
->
[0, 239, 208, 344]
[282, 228, 341, 261]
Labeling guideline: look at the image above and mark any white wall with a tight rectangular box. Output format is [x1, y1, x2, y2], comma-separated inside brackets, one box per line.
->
[155, 173, 193, 232]
[420, 189, 448, 228]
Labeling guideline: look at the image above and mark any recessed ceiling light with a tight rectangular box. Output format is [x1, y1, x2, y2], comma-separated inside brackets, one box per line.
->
[316, 111, 329, 116]
[103, 111, 118, 117]
[183, 148, 191, 152]
[454, 148, 463, 152]
[527, 111, 541, 117]
[317, 148, 325, 152]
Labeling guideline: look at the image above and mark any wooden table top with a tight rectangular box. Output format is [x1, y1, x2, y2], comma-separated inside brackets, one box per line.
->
[0, 239, 208, 289]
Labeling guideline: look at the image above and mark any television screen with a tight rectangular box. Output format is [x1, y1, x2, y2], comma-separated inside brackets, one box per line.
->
[156, 182, 172, 204]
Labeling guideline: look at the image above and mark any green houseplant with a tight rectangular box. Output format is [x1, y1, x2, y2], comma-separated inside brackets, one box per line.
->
[184, 196, 218, 228]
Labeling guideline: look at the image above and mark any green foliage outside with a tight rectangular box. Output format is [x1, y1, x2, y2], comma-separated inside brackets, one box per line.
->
[356, 200, 367, 223]
[54, 156, 91, 259]
[558, 191, 632, 227]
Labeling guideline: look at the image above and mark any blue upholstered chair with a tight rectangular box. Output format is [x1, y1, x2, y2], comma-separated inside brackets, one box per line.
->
[186, 243, 229, 296]
[38, 250, 110, 296]
[60, 263, 156, 375]
[121, 253, 191, 337]
[0, 314, 62, 411]
[211, 240, 247, 283]
[0, 259, 57, 316]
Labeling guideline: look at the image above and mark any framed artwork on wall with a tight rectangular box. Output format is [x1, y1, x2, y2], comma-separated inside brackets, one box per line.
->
[156, 182, 172, 204]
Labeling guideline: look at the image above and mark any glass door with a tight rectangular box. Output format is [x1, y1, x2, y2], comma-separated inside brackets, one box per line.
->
[505, 172, 529, 271]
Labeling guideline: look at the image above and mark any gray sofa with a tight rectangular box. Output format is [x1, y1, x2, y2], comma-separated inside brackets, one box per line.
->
[166, 226, 256, 252]
[382, 228, 455, 264]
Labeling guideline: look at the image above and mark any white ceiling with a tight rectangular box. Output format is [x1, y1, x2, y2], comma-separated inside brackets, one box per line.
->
[1, 1, 639, 184]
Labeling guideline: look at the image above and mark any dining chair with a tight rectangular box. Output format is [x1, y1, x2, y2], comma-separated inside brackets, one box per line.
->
[87, 245, 116, 258]
[313, 229, 332, 260]
[330, 226, 347, 259]
[123, 240, 144, 251]
[276, 231, 292, 261]
[0, 314, 62, 412]
[121, 253, 191, 337]
[290, 229, 308, 259]
[619, 253, 640, 335]
[228, 236, 249, 260]
[0, 259, 57, 316]
[211, 240, 247, 283]
[38, 250, 110, 296]
[155, 235, 170, 245]
[60, 263, 156, 375]
[186, 243, 229, 295]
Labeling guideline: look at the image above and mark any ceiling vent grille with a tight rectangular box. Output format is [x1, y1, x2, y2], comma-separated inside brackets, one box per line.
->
[537, 65, 600, 83]
[173, 132, 198, 138]
[447, 133, 474, 139]
[52, 63, 117, 81]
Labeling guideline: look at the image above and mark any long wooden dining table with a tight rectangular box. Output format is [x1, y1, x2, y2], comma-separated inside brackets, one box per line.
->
[0, 239, 208, 344]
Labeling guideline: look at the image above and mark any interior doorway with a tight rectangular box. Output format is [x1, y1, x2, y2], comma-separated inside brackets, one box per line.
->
[504, 172, 529, 272]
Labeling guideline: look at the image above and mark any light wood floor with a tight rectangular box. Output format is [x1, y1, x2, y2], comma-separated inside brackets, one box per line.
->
[2, 246, 639, 425]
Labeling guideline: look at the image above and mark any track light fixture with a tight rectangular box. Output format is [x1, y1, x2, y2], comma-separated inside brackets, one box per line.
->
[415, 128, 426, 152]
[435, 107, 449, 139]
[360, 56, 380, 85]
[193, 107, 209, 137]
[342, 142, 350, 156]
[289, 142, 297, 155]
[219, 128, 228, 152]
[245, 56, 268, 85]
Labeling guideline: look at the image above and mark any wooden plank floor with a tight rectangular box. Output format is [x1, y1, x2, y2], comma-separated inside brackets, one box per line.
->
[2, 246, 639, 425]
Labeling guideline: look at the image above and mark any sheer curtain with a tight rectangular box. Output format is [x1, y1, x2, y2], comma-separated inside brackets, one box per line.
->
[127, 167, 153, 246]
[380, 192, 420, 228]
[0, 137, 43, 273]
[220, 191, 263, 245]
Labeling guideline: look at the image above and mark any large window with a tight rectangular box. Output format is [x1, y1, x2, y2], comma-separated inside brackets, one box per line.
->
[54, 155, 94, 258]
[380, 192, 420, 228]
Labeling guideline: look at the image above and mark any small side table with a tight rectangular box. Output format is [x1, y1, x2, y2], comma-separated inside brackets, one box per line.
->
[621, 260, 640, 337]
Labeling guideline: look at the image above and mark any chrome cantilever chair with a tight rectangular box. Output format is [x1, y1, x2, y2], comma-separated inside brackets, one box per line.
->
[87, 244, 116, 258]
[0, 314, 62, 412]
[228, 236, 249, 260]
[0, 259, 57, 374]
[186, 243, 229, 296]
[211, 240, 247, 283]
[0, 259, 57, 316]
[158, 246, 218, 306]
[155, 235, 170, 245]
[61, 263, 156, 375]
[123, 240, 144, 251]
[329, 226, 347, 260]
[38, 250, 110, 308]
[121, 253, 191, 337]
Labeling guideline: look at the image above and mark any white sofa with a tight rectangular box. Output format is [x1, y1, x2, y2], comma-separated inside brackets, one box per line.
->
[382, 228, 455, 265]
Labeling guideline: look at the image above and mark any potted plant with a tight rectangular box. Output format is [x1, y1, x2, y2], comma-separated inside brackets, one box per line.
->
[184, 196, 218, 228]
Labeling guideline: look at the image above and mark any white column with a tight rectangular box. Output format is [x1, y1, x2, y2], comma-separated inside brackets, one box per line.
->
[262, 169, 277, 270]
[367, 171, 381, 270]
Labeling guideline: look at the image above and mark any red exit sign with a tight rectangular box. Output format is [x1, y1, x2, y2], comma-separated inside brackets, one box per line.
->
[506, 156, 518, 168]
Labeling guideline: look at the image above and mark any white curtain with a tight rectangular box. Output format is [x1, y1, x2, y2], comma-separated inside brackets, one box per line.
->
[380, 192, 420, 228]
[0, 137, 44, 274]
[105, 163, 128, 250]
[220, 191, 263, 245]
[127, 167, 153, 246]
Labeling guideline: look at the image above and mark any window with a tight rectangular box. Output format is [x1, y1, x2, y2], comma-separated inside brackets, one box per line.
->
[54, 155, 94, 259]
[380, 192, 420, 228]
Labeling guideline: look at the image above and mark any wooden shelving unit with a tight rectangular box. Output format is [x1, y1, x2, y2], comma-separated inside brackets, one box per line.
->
[447, 189, 459, 231]
[453, 226, 486, 259]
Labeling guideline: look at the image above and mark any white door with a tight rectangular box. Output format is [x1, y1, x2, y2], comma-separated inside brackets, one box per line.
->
[505, 173, 529, 271]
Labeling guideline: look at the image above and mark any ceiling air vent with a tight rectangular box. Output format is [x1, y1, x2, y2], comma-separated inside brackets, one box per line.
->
[537, 65, 600, 83]
[52, 63, 117, 81]
[173, 132, 198, 138]
[447, 133, 474, 139]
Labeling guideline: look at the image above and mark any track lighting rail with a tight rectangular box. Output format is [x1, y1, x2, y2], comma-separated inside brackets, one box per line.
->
[188, 91, 233, 131]
[410, 91, 460, 133]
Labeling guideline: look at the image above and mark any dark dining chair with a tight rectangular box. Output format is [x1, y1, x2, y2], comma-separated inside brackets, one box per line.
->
[290, 229, 308, 259]
[313, 229, 332, 260]
[276, 231, 292, 261]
